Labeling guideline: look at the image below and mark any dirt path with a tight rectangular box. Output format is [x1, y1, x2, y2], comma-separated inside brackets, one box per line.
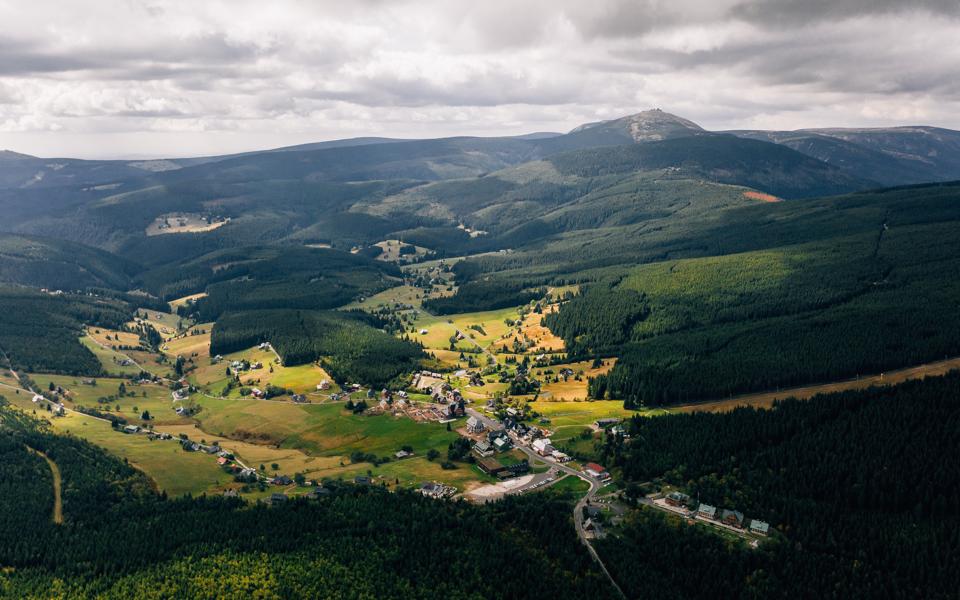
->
[674, 356, 960, 413]
[26, 446, 63, 525]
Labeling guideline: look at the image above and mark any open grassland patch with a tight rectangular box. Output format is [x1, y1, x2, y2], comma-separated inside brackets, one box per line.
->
[79, 336, 142, 376]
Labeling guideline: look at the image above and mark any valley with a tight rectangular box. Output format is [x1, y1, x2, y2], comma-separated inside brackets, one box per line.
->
[2, 109, 960, 598]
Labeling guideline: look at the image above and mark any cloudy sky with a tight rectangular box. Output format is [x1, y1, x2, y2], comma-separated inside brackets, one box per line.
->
[1, 0, 958, 158]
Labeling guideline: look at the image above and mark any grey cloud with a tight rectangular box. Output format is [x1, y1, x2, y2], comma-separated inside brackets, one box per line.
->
[729, 0, 960, 26]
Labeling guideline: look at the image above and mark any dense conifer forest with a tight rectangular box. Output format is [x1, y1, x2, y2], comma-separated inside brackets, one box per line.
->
[594, 373, 960, 598]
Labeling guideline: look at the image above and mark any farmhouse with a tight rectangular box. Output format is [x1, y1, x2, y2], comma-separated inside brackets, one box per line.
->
[394, 449, 413, 460]
[698, 504, 718, 520]
[317, 380, 331, 391]
[750, 520, 770, 536]
[466, 416, 485, 433]
[594, 418, 620, 429]
[122, 425, 140, 434]
[584, 462, 610, 481]
[272, 475, 293, 486]
[473, 440, 495, 457]
[291, 394, 308, 403]
[722, 509, 745, 528]
[532, 438, 555, 456]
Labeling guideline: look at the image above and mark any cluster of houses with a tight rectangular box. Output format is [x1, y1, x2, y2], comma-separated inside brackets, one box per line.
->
[472, 428, 514, 456]
[665, 492, 770, 536]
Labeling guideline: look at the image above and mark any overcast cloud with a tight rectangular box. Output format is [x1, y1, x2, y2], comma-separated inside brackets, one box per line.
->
[0, 0, 958, 158]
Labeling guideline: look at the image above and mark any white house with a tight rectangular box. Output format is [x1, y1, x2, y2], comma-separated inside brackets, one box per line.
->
[532, 438, 555, 456]
[466, 416, 485, 433]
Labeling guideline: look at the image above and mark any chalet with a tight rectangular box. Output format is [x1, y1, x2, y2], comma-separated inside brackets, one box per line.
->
[216, 457, 228, 466]
[122, 425, 140, 434]
[466, 416, 485, 433]
[172, 389, 189, 401]
[493, 436, 512, 452]
[250, 388, 264, 398]
[317, 380, 331, 391]
[31, 394, 44, 403]
[81, 378, 96, 386]
[532, 438, 555, 456]
[239, 467, 257, 479]
[698, 504, 718, 520]
[291, 394, 308, 403]
[420, 481, 454, 499]
[584, 462, 610, 481]
[394, 450, 413, 460]
[722, 509, 745, 528]
[181, 440, 200, 452]
[396, 390, 408, 399]
[477, 457, 506, 476]
[551, 450, 571, 462]
[272, 475, 293, 486]
[473, 440, 495, 457]
[223, 489, 238, 498]
[505, 406, 519, 418]
[202, 444, 221, 454]
[583, 518, 605, 538]
[665, 491, 691, 507]
[594, 418, 620, 429]
[750, 519, 770, 536]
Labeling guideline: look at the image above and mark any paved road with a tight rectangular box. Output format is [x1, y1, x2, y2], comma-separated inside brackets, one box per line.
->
[469, 406, 626, 597]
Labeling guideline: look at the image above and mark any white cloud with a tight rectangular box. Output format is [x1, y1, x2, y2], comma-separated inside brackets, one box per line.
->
[0, 0, 957, 157]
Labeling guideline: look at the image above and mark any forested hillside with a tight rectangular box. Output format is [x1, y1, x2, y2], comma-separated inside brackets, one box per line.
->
[0, 400, 614, 599]
[0, 287, 131, 375]
[595, 372, 960, 598]
[211, 309, 424, 387]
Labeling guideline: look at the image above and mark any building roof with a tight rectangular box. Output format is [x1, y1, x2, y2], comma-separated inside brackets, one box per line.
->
[585, 462, 607, 473]
[698, 504, 717, 517]
[750, 520, 770, 533]
[721, 509, 744, 523]
[474, 440, 492, 452]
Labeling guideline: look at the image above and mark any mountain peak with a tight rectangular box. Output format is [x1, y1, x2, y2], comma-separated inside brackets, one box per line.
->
[570, 109, 704, 142]
[0, 150, 37, 161]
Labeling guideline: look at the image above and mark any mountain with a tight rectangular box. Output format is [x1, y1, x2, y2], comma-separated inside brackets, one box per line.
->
[568, 109, 705, 141]
[728, 125, 960, 186]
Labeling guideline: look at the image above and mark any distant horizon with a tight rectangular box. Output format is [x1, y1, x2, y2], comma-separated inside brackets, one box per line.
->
[4, 109, 959, 161]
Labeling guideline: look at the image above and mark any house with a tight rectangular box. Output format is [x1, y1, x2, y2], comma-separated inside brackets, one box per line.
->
[584, 462, 610, 480]
[698, 504, 718, 520]
[272, 475, 293, 486]
[317, 380, 331, 391]
[594, 418, 621, 429]
[395, 449, 413, 460]
[419, 329, 429, 335]
[532, 438, 555, 456]
[181, 440, 200, 452]
[250, 388, 264, 398]
[551, 450, 571, 462]
[505, 406, 519, 417]
[202, 444, 221, 454]
[239, 467, 256, 479]
[493, 436, 512, 452]
[291, 394, 308, 403]
[721, 509, 745, 528]
[750, 519, 770, 536]
[216, 457, 228, 466]
[466, 416, 485, 433]
[473, 440, 495, 457]
[477, 457, 506, 476]
[583, 518, 605, 538]
[665, 491, 691, 507]
[354, 475, 371, 485]
[396, 390, 408, 399]
[269, 493, 287, 505]
[585, 505, 603, 519]
[223, 489, 238, 498]
[122, 425, 140, 434]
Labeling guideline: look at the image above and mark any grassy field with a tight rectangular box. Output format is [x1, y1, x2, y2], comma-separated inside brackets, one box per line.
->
[136, 309, 187, 340]
[343, 284, 426, 310]
[532, 359, 616, 401]
[27, 373, 189, 426]
[529, 399, 644, 442]
[5, 391, 230, 497]
[168, 292, 208, 311]
[87, 326, 141, 349]
[79, 336, 142, 376]
[409, 306, 521, 352]
[549, 474, 591, 494]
